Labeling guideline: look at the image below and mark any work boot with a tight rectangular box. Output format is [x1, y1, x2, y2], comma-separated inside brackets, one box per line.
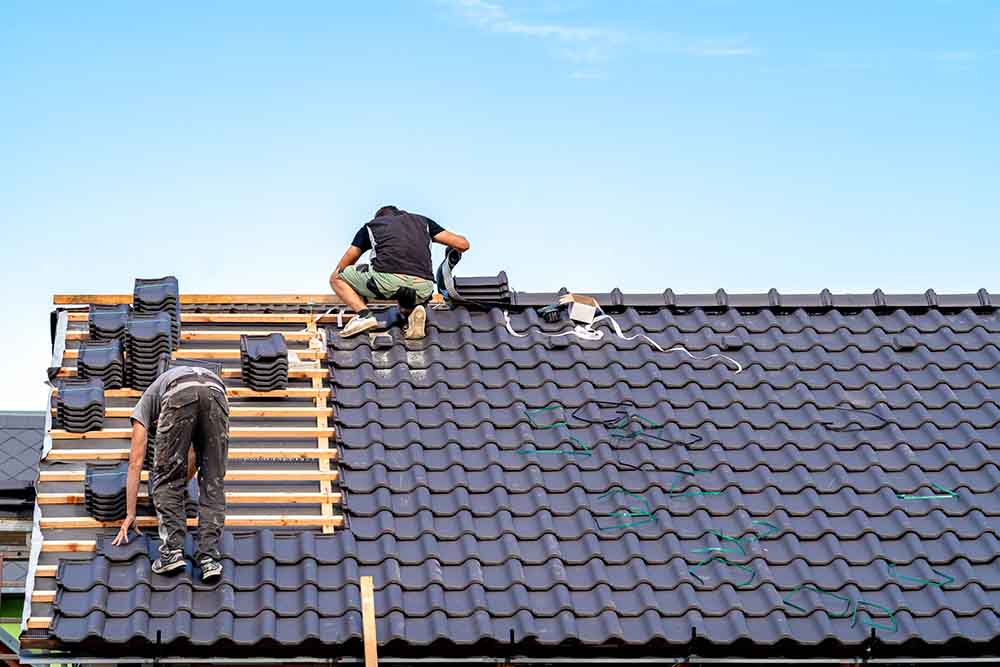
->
[405, 305, 427, 340]
[151, 549, 186, 575]
[199, 556, 223, 583]
[340, 314, 378, 338]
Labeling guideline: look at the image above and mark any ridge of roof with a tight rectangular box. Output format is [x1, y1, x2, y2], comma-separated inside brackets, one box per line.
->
[509, 288, 996, 310]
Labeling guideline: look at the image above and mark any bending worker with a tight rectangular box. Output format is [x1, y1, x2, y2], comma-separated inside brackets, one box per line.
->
[330, 205, 470, 339]
[112, 365, 230, 583]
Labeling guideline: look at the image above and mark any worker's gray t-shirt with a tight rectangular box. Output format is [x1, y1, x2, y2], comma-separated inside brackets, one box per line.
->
[131, 367, 226, 434]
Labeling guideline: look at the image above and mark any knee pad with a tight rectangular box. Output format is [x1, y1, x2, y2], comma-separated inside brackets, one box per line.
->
[396, 286, 417, 311]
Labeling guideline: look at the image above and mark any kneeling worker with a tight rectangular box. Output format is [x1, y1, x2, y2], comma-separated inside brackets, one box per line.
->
[113, 365, 230, 583]
[330, 205, 470, 339]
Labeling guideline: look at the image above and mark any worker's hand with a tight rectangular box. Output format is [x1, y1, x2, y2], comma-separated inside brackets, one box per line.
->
[112, 514, 137, 546]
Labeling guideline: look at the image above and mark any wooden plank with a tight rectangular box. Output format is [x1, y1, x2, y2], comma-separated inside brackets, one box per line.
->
[41, 541, 95, 553]
[66, 330, 315, 343]
[36, 565, 58, 577]
[40, 469, 340, 483]
[55, 294, 349, 306]
[46, 447, 339, 461]
[27, 616, 51, 629]
[40, 514, 344, 529]
[88, 387, 330, 399]
[49, 426, 335, 440]
[70, 312, 356, 324]
[55, 293, 442, 306]
[307, 320, 337, 535]
[31, 590, 55, 603]
[37, 491, 341, 505]
[361, 575, 379, 667]
[57, 366, 326, 380]
[63, 348, 324, 361]
[54, 406, 333, 419]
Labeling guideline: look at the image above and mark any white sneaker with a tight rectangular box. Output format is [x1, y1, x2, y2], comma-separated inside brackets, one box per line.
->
[405, 305, 427, 339]
[340, 314, 378, 338]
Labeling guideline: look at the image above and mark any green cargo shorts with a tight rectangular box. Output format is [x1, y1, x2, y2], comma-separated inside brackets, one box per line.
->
[338, 264, 436, 303]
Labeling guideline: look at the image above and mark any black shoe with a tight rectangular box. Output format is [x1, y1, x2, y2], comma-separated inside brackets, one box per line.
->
[199, 556, 223, 583]
[151, 549, 186, 575]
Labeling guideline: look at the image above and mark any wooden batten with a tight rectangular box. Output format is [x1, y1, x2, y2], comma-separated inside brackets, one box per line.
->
[49, 426, 335, 440]
[63, 348, 324, 361]
[40, 469, 339, 483]
[40, 514, 344, 529]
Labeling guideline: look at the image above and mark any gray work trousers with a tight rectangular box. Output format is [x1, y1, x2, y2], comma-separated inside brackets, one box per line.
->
[152, 384, 229, 561]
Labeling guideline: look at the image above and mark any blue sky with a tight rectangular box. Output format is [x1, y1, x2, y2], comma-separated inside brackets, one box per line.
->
[1, 1, 997, 408]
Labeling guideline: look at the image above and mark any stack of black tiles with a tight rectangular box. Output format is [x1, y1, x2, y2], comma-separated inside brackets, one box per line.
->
[240, 333, 288, 391]
[453, 271, 511, 304]
[84, 462, 129, 521]
[133, 276, 180, 350]
[127, 313, 174, 390]
[88, 304, 131, 343]
[85, 461, 198, 521]
[76, 339, 126, 389]
[54, 378, 106, 433]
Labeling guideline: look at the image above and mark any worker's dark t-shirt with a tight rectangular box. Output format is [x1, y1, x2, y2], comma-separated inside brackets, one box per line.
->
[351, 211, 445, 281]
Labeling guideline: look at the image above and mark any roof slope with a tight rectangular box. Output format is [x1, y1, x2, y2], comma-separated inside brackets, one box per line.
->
[0, 412, 44, 485]
[329, 303, 1000, 659]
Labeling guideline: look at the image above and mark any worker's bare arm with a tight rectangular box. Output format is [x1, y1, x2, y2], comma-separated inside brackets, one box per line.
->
[331, 246, 364, 278]
[113, 421, 148, 545]
[432, 231, 470, 252]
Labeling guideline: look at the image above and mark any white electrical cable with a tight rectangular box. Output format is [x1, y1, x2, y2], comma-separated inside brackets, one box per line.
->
[503, 308, 744, 374]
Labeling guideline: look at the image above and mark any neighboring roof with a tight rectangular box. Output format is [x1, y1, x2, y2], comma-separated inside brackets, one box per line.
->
[327, 299, 1000, 660]
[0, 411, 44, 485]
[27, 291, 1000, 662]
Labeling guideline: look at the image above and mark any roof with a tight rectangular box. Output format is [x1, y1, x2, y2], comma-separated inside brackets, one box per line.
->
[0, 412, 44, 486]
[24, 290, 1000, 662]
[327, 297, 1000, 659]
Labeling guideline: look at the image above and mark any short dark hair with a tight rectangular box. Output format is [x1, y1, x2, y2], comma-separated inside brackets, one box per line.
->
[374, 205, 400, 218]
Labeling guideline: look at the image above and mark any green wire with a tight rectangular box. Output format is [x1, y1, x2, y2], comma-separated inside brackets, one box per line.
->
[593, 487, 655, 531]
[888, 562, 955, 588]
[688, 556, 756, 588]
[852, 599, 898, 633]
[781, 584, 854, 618]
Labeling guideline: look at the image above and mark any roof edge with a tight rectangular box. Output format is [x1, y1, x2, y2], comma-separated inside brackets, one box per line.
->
[510, 288, 996, 310]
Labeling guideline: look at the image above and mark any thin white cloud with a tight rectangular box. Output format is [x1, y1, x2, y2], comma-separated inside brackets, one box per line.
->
[688, 46, 756, 57]
[447, 0, 757, 72]
[453, 0, 623, 43]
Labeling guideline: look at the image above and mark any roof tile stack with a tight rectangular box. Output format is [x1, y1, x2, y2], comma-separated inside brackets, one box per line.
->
[126, 313, 174, 390]
[132, 276, 180, 350]
[453, 271, 511, 304]
[87, 304, 130, 343]
[76, 339, 125, 389]
[239, 333, 288, 391]
[84, 462, 129, 522]
[53, 378, 106, 433]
